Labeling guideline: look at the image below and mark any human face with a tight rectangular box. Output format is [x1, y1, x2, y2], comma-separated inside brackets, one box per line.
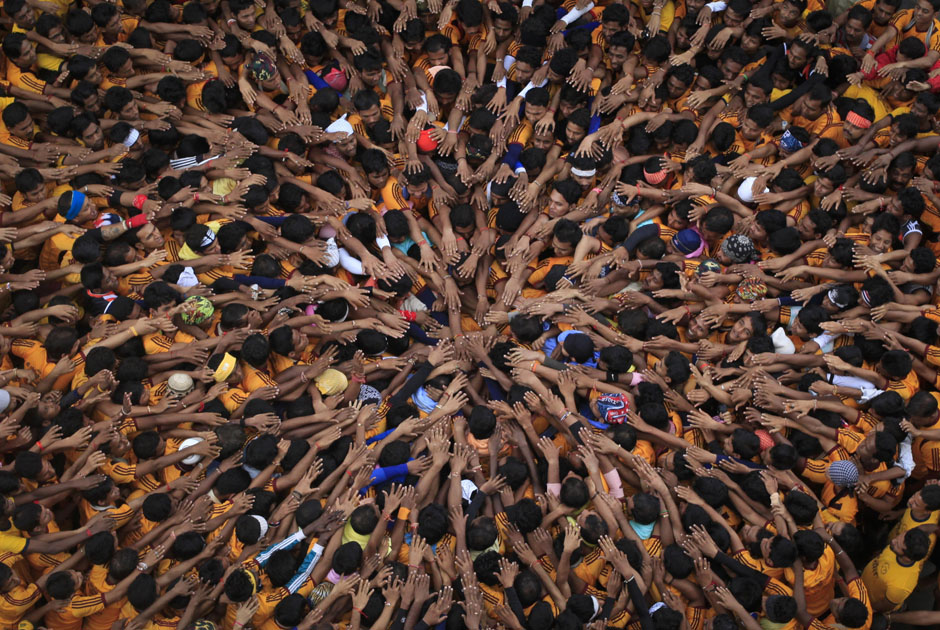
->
[602, 20, 621, 43]
[790, 314, 808, 339]
[493, 18, 512, 42]
[367, 168, 389, 189]
[572, 172, 594, 190]
[741, 117, 762, 141]
[608, 45, 629, 68]
[641, 93, 663, 112]
[119, 100, 140, 120]
[551, 235, 574, 256]
[45, 25, 65, 43]
[748, 221, 768, 243]
[676, 26, 692, 50]
[524, 103, 546, 124]
[667, 75, 687, 99]
[741, 32, 761, 53]
[843, 119, 866, 143]
[547, 190, 570, 217]
[869, 229, 892, 254]
[800, 97, 825, 120]
[12, 5, 35, 28]
[533, 131, 554, 150]
[79, 24, 98, 44]
[777, 1, 801, 27]
[719, 59, 743, 82]
[514, 61, 535, 85]
[797, 215, 817, 240]
[82, 123, 104, 150]
[888, 165, 914, 190]
[137, 223, 164, 249]
[565, 122, 587, 145]
[688, 315, 709, 340]
[559, 99, 579, 119]
[915, 0, 936, 28]
[23, 183, 46, 204]
[360, 68, 382, 87]
[813, 177, 835, 198]
[104, 12, 122, 34]
[787, 47, 809, 70]
[236, 6, 256, 29]
[873, 0, 894, 24]
[744, 84, 769, 108]
[889, 532, 909, 558]
[10, 115, 34, 141]
[725, 6, 747, 27]
[336, 134, 357, 157]
[668, 208, 689, 231]
[643, 269, 664, 291]
[843, 18, 865, 45]
[728, 315, 754, 342]
[15, 39, 35, 68]
[358, 104, 381, 127]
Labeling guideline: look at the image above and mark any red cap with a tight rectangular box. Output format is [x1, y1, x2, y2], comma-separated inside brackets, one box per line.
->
[417, 128, 439, 153]
[323, 67, 348, 91]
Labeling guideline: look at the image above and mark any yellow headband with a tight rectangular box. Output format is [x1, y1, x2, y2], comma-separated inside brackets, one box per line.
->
[213, 353, 237, 383]
[243, 569, 258, 594]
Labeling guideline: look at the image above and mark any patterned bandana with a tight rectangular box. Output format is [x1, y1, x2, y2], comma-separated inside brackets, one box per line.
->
[721, 234, 756, 263]
[247, 53, 276, 81]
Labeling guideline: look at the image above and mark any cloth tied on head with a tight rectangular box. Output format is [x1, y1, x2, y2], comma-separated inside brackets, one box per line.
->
[570, 167, 596, 178]
[672, 228, 705, 258]
[323, 66, 347, 91]
[754, 429, 774, 452]
[643, 168, 666, 185]
[213, 353, 237, 382]
[845, 111, 872, 129]
[828, 287, 850, 309]
[721, 234, 755, 263]
[200, 227, 216, 249]
[827, 460, 859, 487]
[94, 213, 122, 228]
[176, 267, 199, 288]
[250, 515, 269, 538]
[65, 191, 86, 221]
[247, 53, 276, 81]
[315, 368, 348, 395]
[122, 128, 140, 148]
[595, 392, 631, 425]
[778, 129, 803, 153]
[181, 295, 215, 325]
[326, 115, 354, 139]
[736, 276, 767, 302]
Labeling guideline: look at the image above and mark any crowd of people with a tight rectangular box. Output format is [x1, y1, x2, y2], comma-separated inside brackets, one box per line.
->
[1, 0, 940, 628]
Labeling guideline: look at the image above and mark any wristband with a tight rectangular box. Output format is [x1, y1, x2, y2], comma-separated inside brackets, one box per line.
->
[132, 194, 147, 210]
[36, 441, 43, 452]
[604, 469, 624, 499]
[125, 213, 149, 229]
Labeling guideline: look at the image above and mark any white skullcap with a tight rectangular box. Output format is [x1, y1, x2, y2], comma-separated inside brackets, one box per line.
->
[326, 115, 353, 139]
[737, 176, 769, 204]
[771, 327, 796, 354]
